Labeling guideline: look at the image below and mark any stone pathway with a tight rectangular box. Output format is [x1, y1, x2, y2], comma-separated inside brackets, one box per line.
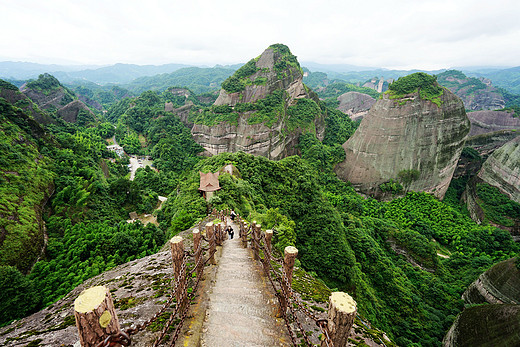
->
[200, 220, 291, 347]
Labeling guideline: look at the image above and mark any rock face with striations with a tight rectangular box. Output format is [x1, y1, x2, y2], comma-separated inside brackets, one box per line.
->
[335, 73, 470, 199]
[190, 44, 325, 160]
[437, 70, 506, 111]
[462, 257, 520, 305]
[467, 110, 520, 137]
[476, 136, 520, 204]
[443, 257, 520, 347]
[21, 73, 96, 124]
[336, 91, 375, 121]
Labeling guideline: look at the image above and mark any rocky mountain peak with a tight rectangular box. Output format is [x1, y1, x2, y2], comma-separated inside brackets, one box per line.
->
[190, 44, 325, 160]
[335, 72, 470, 199]
[20, 73, 96, 124]
[214, 44, 307, 106]
[436, 70, 506, 111]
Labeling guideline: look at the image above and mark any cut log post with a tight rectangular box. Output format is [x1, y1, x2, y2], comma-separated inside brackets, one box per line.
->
[215, 223, 221, 246]
[241, 221, 248, 248]
[265, 229, 273, 255]
[193, 228, 203, 278]
[220, 223, 225, 243]
[278, 246, 298, 317]
[74, 285, 120, 347]
[206, 222, 216, 265]
[170, 236, 186, 306]
[321, 292, 357, 347]
[252, 224, 261, 260]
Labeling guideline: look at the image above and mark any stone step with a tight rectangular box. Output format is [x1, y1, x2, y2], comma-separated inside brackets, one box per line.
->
[200, 222, 289, 346]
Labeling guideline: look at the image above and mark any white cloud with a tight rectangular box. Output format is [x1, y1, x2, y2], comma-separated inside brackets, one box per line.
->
[1, 0, 519, 69]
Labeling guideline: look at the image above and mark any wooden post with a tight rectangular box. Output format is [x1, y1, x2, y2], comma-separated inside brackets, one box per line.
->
[74, 286, 120, 347]
[206, 222, 216, 265]
[170, 236, 185, 306]
[322, 292, 357, 347]
[215, 223, 221, 246]
[278, 246, 298, 317]
[220, 223, 225, 243]
[241, 221, 248, 248]
[265, 229, 273, 255]
[193, 229, 203, 278]
[252, 224, 260, 260]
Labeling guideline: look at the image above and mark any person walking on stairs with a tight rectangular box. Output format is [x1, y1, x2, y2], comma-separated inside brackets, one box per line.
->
[226, 225, 234, 239]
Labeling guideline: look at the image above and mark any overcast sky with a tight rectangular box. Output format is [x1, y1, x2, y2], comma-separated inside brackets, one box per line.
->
[2, 0, 519, 70]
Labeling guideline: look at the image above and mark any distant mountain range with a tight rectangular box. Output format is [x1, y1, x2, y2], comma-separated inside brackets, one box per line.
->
[1, 61, 520, 96]
[0, 62, 193, 84]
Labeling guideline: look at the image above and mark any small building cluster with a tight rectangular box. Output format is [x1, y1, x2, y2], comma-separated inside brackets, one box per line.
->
[107, 144, 124, 157]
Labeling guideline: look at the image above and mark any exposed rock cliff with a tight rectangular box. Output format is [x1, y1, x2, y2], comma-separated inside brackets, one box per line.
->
[336, 91, 375, 121]
[0, 79, 56, 125]
[443, 304, 520, 347]
[477, 136, 520, 204]
[189, 44, 325, 160]
[465, 130, 519, 158]
[335, 73, 470, 199]
[437, 70, 505, 111]
[0, 92, 55, 274]
[462, 257, 520, 305]
[467, 110, 520, 137]
[56, 99, 97, 124]
[21, 73, 96, 124]
[444, 258, 520, 346]
[362, 77, 392, 93]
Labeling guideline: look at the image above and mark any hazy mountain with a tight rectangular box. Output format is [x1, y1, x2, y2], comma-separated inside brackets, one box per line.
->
[0, 61, 99, 80]
[477, 66, 520, 95]
[0, 62, 192, 85]
[123, 66, 236, 94]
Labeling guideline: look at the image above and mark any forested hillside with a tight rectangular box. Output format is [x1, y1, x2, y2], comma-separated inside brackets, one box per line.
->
[1, 65, 519, 347]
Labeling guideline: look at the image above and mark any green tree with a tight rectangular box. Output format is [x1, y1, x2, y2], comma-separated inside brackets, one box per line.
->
[398, 169, 420, 192]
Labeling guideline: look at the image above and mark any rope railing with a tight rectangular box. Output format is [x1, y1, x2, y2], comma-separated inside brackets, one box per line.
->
[74, 212, 225, 347]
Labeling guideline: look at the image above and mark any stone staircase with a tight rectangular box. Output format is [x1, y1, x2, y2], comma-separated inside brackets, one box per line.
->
[199, 221, 291, 347]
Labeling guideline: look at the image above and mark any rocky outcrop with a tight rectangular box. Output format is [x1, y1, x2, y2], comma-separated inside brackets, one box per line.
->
[437, 70, 506, 111]
[477, 136, 520, 204]
[214, 46, 306, 107]
[335, 74, 470, 199]
[336, 91, 375, 121]
[362, 77, 392, 93]
[468, 110, 520, 137]
[462, 257, 520, 305]
[192, 114, 303, 160]
[465, 130, 519, 158]
[190, 44, 325, 160]
[444, 258, 520, 346]
[77, 93, 103, 111]
[57, 99, 97, 124]
[21, 73, 97, 124]
[0, 79, 56, 125]
[443, 304, 520, 347]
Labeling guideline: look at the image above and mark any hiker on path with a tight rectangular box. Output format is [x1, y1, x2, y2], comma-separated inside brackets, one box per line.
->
[230, 210, 236, 221]
[226, 225, 234, 239]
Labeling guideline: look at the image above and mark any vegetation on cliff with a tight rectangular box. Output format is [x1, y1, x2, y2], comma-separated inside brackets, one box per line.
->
[476, 183, 520, 227]
[0, 98, 54, 274]
[387, 72, 444, 106]
[25, 73, 76, 106]
[220, 43, 301, 94]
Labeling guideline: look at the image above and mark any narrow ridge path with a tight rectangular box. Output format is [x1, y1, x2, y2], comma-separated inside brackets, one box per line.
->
[200, 219, 291, 347]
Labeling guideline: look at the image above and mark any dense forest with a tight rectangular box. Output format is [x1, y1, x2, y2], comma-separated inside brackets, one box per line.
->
[1, 64, 520, 347]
